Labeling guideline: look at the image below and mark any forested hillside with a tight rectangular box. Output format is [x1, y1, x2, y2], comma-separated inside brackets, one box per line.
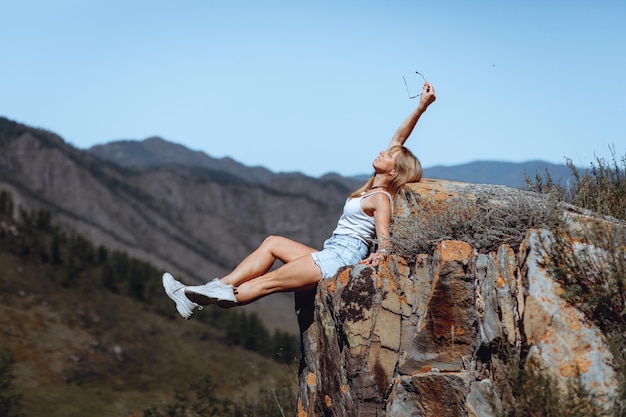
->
[0, 191, 298, 417]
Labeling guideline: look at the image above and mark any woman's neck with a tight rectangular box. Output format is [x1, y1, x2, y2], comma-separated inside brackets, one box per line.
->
[369, 176, 388, 190]
[370, 172, 389, 189]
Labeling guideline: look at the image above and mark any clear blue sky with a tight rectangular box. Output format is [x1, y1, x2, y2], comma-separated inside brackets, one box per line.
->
[2, 0, 625, 177]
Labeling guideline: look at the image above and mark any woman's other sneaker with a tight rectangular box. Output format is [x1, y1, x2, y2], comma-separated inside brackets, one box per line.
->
[162, 272, 202, 319]
[185, 278, 237, 306]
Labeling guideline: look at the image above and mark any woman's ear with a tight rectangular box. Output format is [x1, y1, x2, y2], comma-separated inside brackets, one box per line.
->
[390, 169, 398, 177]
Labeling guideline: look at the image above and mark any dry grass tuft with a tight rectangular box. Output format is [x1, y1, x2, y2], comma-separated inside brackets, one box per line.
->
[391, 186, 552, 257]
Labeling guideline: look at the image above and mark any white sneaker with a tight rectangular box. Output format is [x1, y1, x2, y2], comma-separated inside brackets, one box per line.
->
[162, 272, 202, 319]
[185, 278, 237, 305]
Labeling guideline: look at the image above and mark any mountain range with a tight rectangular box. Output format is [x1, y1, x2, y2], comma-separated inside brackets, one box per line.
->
[88, 135, 574, 189]
[0, 116, 573, 333]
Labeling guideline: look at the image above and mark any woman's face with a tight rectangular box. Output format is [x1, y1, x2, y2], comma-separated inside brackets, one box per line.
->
[373, 150, 397, 174]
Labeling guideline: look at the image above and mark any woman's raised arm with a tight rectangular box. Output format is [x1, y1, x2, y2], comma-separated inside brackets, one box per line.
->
[388, 82, 436, 150]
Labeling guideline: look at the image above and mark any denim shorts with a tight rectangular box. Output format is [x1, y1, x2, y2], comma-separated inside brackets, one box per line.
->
[310, 234, 370, 279]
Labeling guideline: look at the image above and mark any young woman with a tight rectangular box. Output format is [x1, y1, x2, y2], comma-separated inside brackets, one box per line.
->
[164, 82, 436, 319]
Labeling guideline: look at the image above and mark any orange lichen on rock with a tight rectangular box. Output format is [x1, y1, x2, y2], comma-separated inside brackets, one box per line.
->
[297, 400, 307, 417]
[540, 328, 557, 345]
[326, 268, 351, 293]
[559, 355, 592, 377]
[404, 178, 463, 204]
[575, 356, 593, 374]
[398, 294, 409, 306]
[324, 278, 337, 294]
[420, 364, 432, 373]
[387, 276, 398, 293]
[337, 268, 351, 287]
[495, 275, 506, 288]
[454, 326, 466, 336]
[439, 241, 474, 264]
[563, 311, 582, 331]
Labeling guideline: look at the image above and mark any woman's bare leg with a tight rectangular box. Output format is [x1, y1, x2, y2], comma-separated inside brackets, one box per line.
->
[221, 235, 316, 287]
[234, 253, 323, 304]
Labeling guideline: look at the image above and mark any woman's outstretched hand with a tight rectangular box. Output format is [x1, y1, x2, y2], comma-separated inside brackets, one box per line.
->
[419, 82, 436, 110]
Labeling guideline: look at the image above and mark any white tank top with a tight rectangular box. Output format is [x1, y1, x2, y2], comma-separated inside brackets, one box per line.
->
[332, 191, 393, 244]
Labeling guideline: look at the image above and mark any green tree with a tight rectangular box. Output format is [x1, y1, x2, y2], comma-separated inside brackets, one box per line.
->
[272, 329, 299, 364]
[0, 190, 13, 218]
[0, 346, 25, 417]
[143, 374, 235, 417]
[50, 230, 62, 265]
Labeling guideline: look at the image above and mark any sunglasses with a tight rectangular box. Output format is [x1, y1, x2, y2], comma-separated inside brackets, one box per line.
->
[402, 71, 427, 99]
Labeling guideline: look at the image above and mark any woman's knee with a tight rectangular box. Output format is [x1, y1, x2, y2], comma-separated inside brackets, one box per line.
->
[261, 235, 288, 250]
[260, 235, 315, 263]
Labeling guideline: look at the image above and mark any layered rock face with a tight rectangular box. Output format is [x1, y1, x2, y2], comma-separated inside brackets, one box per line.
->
[295, 179, 618, 416]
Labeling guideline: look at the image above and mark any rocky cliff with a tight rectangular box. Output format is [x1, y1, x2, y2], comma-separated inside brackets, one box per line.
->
[295, 179, 619, 416]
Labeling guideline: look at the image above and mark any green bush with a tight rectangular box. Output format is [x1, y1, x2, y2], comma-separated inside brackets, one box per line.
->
[526, 151, 626, 222]
[143, 373, 296, 417]
[506, 361, 607, 417]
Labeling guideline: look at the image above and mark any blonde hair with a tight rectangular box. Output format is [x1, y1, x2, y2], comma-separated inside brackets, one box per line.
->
[350, 146, 422, 199]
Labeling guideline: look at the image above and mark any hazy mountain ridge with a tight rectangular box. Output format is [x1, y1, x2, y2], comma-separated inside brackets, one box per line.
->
[90, 136, 573, 189]
[89, 136, 364, 204]
[424, 159, 573, 188]
[89, 136, 279, 185]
